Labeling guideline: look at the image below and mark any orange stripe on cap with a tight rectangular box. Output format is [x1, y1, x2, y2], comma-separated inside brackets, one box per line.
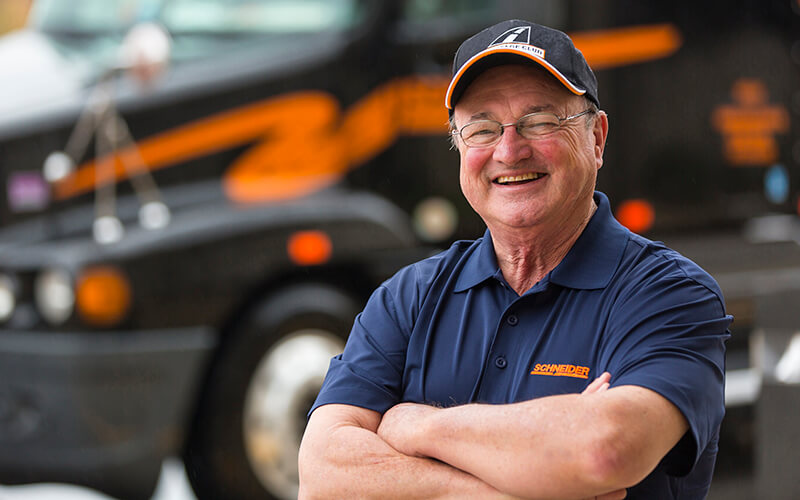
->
[445, 45, 586, 109]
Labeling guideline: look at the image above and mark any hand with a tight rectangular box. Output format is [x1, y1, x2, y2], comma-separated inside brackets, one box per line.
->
[582, 371, 611, 396]
[377, 402, 438, 458]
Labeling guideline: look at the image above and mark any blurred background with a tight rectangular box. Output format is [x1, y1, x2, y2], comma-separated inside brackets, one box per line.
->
[0, 0, 29, 33]
[0, 1, 797, 499]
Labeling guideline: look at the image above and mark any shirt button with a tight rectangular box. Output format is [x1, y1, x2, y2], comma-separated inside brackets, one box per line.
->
[495, 356, 507, 369]
[507, 314, 519, 326]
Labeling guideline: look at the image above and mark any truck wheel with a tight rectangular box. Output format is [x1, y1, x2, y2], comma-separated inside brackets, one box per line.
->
[183, 283, 360, 500]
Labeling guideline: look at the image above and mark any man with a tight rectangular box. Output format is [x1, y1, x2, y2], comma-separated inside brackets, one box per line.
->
[299, 20, 731, 499]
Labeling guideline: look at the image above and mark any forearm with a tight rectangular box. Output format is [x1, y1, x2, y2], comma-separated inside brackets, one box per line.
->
[298, 404, 518, 500]
[418, 394, 617, 499]
[378, 386, 686, 499]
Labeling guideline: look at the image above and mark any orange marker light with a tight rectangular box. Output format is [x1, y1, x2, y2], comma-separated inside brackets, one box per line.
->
[287, 230, 332, 266]
[616, 199, 655, 234]
[76, 266, 132, 326]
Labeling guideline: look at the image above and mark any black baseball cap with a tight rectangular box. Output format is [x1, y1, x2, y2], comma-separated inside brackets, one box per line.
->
[445, 20, 599, 112]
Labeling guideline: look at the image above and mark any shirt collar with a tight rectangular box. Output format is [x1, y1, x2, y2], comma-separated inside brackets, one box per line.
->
[454, 227, 499, 292]
[454, 192, 629, 293]
[549, 191, 629, 289]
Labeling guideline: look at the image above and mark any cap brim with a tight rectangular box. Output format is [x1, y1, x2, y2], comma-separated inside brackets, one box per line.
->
[445, 46, 587, 110]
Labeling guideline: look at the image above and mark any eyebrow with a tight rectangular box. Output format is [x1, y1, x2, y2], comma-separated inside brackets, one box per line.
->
[468, 104, 557, 122]
[521, 104, 558, 115]
[468, 111, 495, 121]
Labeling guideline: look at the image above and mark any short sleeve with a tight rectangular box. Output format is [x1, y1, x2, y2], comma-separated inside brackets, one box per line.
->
[309, 266, 419, 415]
[604, 269, 731, 476]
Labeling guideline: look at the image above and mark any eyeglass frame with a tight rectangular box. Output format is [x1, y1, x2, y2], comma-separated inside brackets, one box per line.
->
[450, 108, 596, 148]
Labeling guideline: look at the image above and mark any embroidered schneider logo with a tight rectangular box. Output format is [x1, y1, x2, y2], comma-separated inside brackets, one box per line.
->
[530, 363, 590, 379]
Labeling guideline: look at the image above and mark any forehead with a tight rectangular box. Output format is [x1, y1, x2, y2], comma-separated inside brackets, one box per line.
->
[454, 64, 577, 120]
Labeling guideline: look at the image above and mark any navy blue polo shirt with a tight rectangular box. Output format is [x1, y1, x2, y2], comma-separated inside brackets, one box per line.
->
[312, 192, 731, 499]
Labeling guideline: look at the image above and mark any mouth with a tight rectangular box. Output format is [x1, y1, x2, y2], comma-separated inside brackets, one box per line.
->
[493, 172, 547, 185]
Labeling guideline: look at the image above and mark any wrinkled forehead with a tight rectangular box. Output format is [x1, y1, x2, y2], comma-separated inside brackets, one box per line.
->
[453, 64, 582, 122]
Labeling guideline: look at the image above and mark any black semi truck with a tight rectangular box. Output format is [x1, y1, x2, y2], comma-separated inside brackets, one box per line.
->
[0, 1, 798, 499]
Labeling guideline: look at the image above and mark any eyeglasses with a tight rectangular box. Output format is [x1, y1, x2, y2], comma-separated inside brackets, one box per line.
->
[451, 109, 595, 148]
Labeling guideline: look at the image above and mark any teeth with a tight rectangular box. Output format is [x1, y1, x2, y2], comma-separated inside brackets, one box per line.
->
[496, 172, 543, 184]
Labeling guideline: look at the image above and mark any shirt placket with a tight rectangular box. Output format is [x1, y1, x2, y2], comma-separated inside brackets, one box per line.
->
[474, 278, 547, 403]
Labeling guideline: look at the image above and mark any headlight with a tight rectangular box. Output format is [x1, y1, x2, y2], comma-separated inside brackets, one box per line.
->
[0, 274, 16, 323]
[413, 197, 458, 243]
[35, 269, 75, 325]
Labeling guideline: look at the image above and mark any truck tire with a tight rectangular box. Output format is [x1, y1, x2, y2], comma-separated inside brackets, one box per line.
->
[183, 283, 361, 500]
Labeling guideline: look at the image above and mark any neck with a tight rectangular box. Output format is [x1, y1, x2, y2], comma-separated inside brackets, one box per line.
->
[491, 197, 597, 295]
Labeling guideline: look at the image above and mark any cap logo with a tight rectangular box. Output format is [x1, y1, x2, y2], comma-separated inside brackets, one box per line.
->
[488, 26, 545, 58]
[490, 26, 531, 45]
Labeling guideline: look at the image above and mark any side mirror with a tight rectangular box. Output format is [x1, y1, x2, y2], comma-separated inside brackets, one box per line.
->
[118, 22, 172, 86]
[42, 22, 174, 245]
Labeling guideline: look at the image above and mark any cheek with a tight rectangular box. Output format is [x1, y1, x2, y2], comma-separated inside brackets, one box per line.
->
[460, 149, 490, 183]
[458, 152, 473, 197]
[555, 130, 584, 157]
[557, 131, 597, 172]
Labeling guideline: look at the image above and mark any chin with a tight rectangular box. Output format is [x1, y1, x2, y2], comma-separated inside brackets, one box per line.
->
[490, 212, 544, 230]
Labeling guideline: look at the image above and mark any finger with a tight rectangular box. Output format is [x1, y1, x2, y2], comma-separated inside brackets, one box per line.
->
[582, 380, 599, 395]
[582, 372, 611, 394]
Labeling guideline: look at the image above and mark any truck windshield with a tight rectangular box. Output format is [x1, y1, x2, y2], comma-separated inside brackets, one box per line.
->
[28, 0, 365, 64]
[29, 0, 364, 36]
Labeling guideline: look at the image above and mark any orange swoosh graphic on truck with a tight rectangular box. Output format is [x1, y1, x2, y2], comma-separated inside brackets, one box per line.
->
[54, 76, 451, 203]
[571, 23, 682, 69]
[53, 24, 682, 203]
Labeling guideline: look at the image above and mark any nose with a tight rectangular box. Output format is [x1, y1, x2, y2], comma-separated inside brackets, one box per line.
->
[492, 124, 533, 165]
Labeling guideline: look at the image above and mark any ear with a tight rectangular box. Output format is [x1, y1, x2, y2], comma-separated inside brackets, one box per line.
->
[592, 111, 609, 170]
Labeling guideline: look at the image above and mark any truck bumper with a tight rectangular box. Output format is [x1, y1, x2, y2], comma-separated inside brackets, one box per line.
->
[0, 327, 215, 500]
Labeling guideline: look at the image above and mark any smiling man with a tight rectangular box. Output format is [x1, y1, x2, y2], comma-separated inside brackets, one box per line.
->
[299, 20, 731, 500]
